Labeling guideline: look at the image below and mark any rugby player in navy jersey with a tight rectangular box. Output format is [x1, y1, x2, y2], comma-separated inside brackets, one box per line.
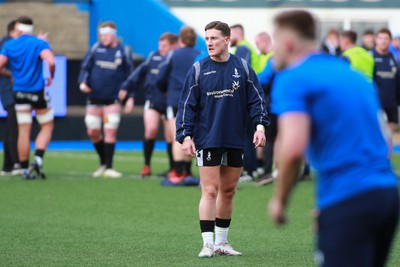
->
[118, 33, 178, 177]
[372, 28, 400, 134]
[268, 10, 399, 267]
[157, 26, 201, 185]
[79, 22, 133, 178]
[0, 19, 20, 176]
[176, 21, 268, 257]
[0, 16, 55, 179]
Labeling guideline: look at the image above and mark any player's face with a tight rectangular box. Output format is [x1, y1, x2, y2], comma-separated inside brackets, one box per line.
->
[393, 38, 400, 49]
[159, 39, 175, 56]
[339, 36, 349, 51]
[363, 34, 375, 50]
[273, 27, 292, 70]
[375, 33, 391, 52]
[205, 29, 230, 59]
[230, 27, 240, 47]
[100, 33, 116, 47]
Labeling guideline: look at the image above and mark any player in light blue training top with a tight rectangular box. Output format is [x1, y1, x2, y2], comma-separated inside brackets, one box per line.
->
[268, 10, 399, 267]
[0, 16, 55, 179]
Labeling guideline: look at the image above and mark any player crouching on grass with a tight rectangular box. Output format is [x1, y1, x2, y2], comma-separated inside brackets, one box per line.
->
[176, 21, 268, 257]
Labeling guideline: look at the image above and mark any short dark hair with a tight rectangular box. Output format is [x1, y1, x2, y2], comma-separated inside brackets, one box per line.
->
[230, 24, 244, 31]
[363, 29, 374, 36]
[376, 28, 392, 39]
[159, 32, 178, 44]
[274, 10, 316, 40]
[341, 30, 357, 44]
[7, 20, 17, 34]
[179, 26, 197, 47]
[16, 16, 33, 25]
[205, 21, 230, 37]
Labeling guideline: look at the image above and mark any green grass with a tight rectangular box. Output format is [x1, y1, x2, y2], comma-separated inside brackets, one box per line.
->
[0, 151, 399, 266]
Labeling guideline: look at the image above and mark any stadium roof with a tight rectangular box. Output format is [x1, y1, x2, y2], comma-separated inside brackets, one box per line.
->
[161, 0, 400, 8]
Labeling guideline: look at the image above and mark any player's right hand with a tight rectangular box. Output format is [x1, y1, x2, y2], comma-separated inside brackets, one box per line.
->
[182, 139, 196, 157]
[80, 83, 92, 93]
[118, 89, 128, 101]
[268, 197, 287, 226]
[46, 76, 53, 87]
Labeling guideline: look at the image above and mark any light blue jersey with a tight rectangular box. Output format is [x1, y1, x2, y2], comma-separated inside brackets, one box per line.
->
[272, 53, 398, 210]
[1, 34, 50, 92]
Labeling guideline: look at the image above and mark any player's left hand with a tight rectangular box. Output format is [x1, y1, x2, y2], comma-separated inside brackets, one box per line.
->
[253, 130, 266, 148]
[268, 197, 287, 225]
[38, 31, 49, 41]
[124, 97, 135, 113]
[46, 76, 53, 87]
[118, 89, 128, 101]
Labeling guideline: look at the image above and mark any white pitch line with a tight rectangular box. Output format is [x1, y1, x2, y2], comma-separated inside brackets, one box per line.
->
[48, 152, 168, 163]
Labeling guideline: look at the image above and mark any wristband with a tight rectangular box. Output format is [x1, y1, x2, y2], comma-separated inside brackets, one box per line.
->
[184, 136, 191, 141]
[256, 124, 265, 133]
[80, 83, 87, 91]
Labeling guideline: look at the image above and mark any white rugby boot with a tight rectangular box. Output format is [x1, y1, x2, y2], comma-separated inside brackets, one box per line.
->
[92, 165, 106, 177]
[214, 242, 242, 256]
[103, 168, 122, 178]
[198, 243, 214, 258]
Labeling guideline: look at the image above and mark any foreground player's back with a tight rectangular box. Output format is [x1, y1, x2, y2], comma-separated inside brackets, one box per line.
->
[272, 53, 397, 209]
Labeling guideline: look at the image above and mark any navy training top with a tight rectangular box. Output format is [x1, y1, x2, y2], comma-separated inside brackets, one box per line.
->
[372, 49, 400, 108]
[176, 54, 269, 150]
[0, 35, 14, 108]
[78, 42, 132, 101]
[156, 46, 201, 107]
[121, 50, 166, 108]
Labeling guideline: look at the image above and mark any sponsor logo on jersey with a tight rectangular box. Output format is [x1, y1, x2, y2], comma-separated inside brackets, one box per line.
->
[204, 70, 217, 76]
[232, 81, 240, 90]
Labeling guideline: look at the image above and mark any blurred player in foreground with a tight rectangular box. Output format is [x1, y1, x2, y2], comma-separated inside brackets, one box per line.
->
[268, 10, 399, 267]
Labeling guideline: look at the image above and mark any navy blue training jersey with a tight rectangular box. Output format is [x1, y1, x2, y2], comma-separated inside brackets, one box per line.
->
[0, 35, 14, 108]
[79, 42, 132, 101]
[372, 49, 400, 108]
[272, 53, 398, 210]
[121, 50, 166, 108]
[176, 54, 269, 150]
[156, 46, 201, 107]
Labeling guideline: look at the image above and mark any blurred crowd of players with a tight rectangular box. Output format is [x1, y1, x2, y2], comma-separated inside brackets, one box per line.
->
[0, 16, 399, 185]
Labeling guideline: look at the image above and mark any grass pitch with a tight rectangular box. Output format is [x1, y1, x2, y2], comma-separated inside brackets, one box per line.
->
[0, 150, 399, 266]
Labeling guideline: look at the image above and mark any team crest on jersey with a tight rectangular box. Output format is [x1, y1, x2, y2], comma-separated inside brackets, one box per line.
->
[206, 151, 212, 161]
[114, 50, 122, 65]
[232, 81, 240, 90]
[232, 68, 241, 78]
